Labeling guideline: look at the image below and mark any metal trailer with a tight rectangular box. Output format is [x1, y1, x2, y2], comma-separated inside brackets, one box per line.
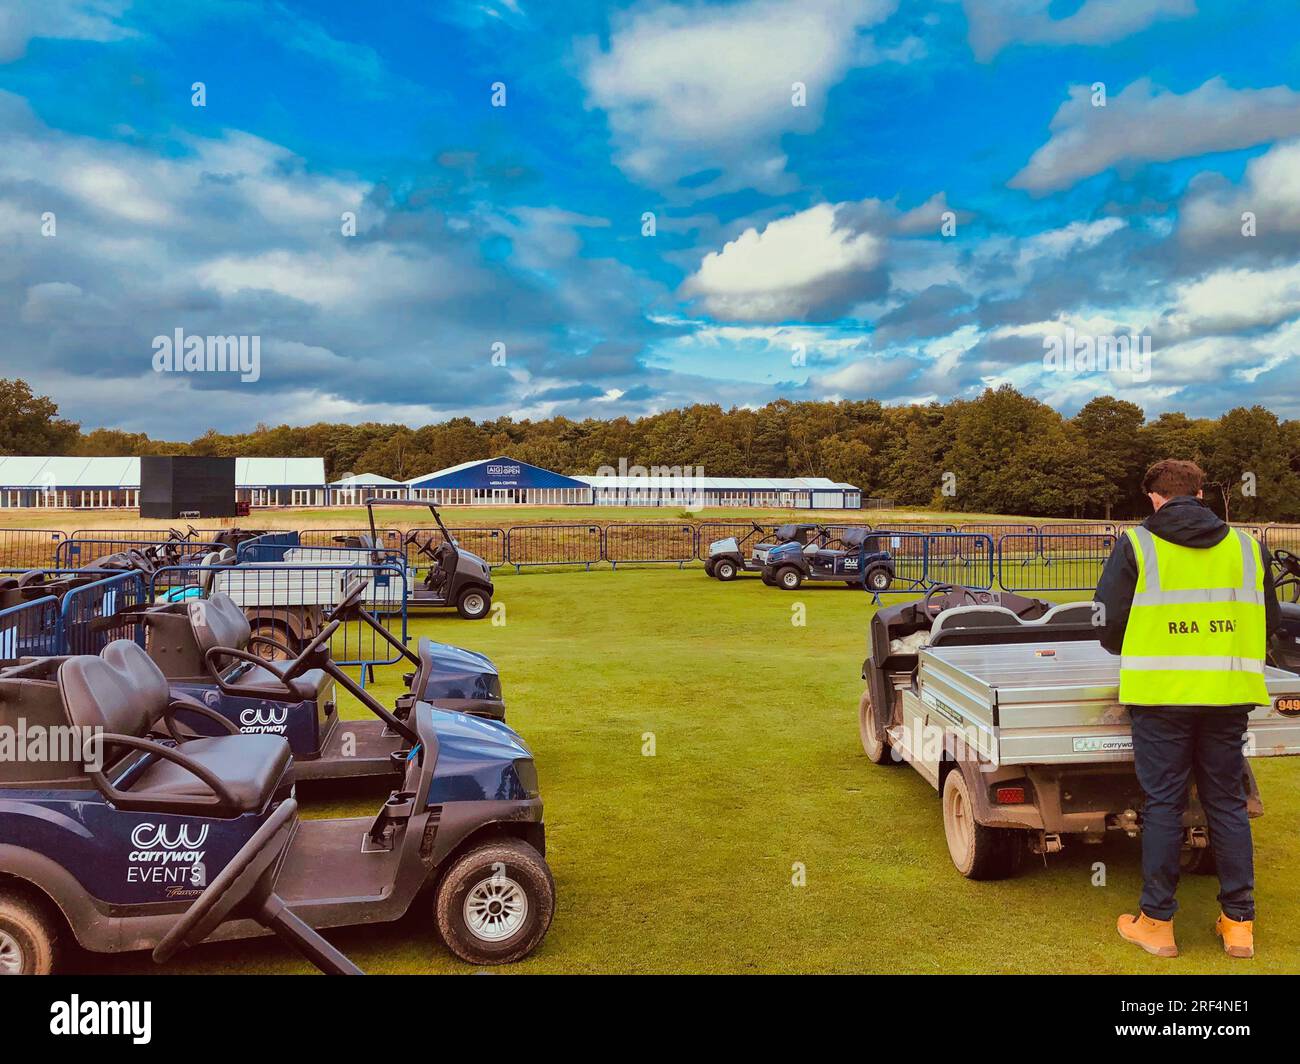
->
[859, 591, 1300, 879]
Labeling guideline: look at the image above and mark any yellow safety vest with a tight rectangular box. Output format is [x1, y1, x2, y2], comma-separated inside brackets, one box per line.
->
[1119, 525, 1269, 707]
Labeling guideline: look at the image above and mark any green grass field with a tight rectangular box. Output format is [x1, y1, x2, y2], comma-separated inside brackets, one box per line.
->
[70, 565, 1300, 975]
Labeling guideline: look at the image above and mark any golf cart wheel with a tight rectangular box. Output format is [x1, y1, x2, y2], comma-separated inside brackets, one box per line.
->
[434, 839, 554, 965]
[715, 559, 739, 581]
[249, 620, 295, 662]
[456, 588, 491, 620]
[0, 892, 57, 975]
[1180, 846, 1217, 875]
[866, 567, 892, 592]
[941, 769, 1024, 880]
[858, 689, 898, 766]
[703, 559, 716, 578]
[776, 566, 802, 591]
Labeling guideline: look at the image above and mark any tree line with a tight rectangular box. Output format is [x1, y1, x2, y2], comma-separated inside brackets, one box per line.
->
[3, 378, 1297, 521]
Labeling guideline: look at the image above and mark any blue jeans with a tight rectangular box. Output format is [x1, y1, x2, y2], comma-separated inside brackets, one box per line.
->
[1129, 707, 1255, 921]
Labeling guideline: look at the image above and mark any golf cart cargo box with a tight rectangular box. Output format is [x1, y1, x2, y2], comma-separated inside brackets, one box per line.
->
[900, 640, 1300, 771]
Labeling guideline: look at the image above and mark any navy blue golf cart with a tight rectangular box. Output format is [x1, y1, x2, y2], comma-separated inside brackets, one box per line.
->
[762, 526, 895, 592]
[116, 583, 506, 782]
[0, 616, 553, 974]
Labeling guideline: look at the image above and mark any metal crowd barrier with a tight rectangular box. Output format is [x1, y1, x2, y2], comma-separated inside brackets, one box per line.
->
[0, 529, 64, 570]
[235, 530, 302, 562]
[869, 531, 995, 591]
[505, 525, 603, 570]
[56, 537, 226, 568]
[405, 527, 508, 568]
[0, 595, 60, 663]
[60, 571, 148, 655]
[297, 527, 403, 550]
[694, 523, 778, 560]
[1264, 524, 1300, 555]
[150, 562, 409, 674]
[604, 523, 697, 568]
[997, 532, 1118, 593]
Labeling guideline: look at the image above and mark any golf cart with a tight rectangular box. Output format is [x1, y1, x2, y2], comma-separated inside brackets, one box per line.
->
[857, 585, 1300, 879]
[707, 517, 806, 577]
[764, 526, 894, 592]
[115, 582, 507, 781]
[368, 497, 494, 619]
[0, 623, 553, 973]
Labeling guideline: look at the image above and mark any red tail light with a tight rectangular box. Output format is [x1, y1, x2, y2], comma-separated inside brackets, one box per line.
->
[995, 786, 1026, 804]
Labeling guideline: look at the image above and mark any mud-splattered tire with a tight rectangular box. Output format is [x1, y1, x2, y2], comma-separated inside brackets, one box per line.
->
[434, 840, 554, 965]
[0, 893, 57, 975]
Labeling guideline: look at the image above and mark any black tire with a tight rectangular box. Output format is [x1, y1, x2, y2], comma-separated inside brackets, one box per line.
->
[776, 566, 802, 591]
[1181, 846, 1217, 875]
[941, 769, 1024, 880]
[715, 559, 738, 581]
[434, 840, 554, 965]
[249, 620, 295, 661]
[0, 892, 58, 975]
[866, 567, 892, 592]
[858, 689, 899, 765]
[456, 587, 491, 620]
[761, 571, 775, 586]
[703, 559, 716, 578]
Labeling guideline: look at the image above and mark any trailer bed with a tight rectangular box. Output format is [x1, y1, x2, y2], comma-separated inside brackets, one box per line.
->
[909, 640, 1300, 766]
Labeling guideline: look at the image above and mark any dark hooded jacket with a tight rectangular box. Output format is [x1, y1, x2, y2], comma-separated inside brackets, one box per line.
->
[1095, 496, 1281, 676]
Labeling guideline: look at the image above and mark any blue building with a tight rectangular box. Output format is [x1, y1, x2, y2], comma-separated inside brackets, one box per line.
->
[395, 456, 861, 509]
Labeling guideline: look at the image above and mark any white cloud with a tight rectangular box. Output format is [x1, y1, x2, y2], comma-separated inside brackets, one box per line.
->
[1011, 78, 1300, 193]
[1162, 261, 1300, 336]
[682, 202, 886, 320]
[0, 0, 133, 63]
[582, 0, 899, 193]
[1181, 138, 1300, 243]
[960, 0, 1195, 61]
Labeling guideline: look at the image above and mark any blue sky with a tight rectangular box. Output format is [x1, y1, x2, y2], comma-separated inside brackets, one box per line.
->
[1, 0, 1299, 436]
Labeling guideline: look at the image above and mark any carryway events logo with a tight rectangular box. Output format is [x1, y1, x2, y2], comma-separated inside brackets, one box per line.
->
[128, 822, 208, 888]
[50, 996, 151, 1045]
[239, 705, 289, 734]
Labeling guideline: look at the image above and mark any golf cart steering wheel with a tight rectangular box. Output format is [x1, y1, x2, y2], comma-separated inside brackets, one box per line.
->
[923, 583, 982, 617]
[403, 529, 440, 562]
[279, 619, 341, 682]
[324, 579, 368, 624]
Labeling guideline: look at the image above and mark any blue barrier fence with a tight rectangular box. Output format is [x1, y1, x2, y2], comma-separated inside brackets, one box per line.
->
[995, 533, 1118, 593]
[59, 571, 148, 655]
[0, 595, 60, 662]
[236, 531, 302, 562]
[55, 537, 226, 568]
[867, 532, 996, 591]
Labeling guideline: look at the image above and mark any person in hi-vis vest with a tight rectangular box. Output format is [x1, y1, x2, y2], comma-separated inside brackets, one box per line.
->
[1096, 460, 1281, 960]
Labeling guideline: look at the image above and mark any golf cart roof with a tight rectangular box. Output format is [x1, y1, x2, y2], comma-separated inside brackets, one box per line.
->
[363, 495, 449, 539]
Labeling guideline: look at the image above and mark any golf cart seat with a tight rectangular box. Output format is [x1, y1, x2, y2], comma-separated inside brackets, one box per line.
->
[58, 639, 292, 816]
[191, 593, 329, 701]
[930, 605, 1023, 640]
[1041, 601, 1100, 626]
[928, 602, 1102, 647]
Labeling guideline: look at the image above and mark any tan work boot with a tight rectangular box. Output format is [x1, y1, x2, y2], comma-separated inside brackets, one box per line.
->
[1117, 912, 1178, 957]
[1215, 913, 1254, 958]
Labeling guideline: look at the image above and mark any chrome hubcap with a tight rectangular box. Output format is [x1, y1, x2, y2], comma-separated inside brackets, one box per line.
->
[0, 930, 25, 975]
[464, 594, 485, 615]
[463, 874, 528, 942]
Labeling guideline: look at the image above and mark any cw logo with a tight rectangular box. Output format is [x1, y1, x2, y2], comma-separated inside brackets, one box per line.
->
[239, 706, 288, 728]
[130, 823, 210, 850]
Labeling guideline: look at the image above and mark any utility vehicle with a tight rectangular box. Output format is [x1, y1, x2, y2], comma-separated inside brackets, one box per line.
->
[857, 584, 1300, 879]
[0, 623, 552, 974]
[764, 526, 894, 592]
